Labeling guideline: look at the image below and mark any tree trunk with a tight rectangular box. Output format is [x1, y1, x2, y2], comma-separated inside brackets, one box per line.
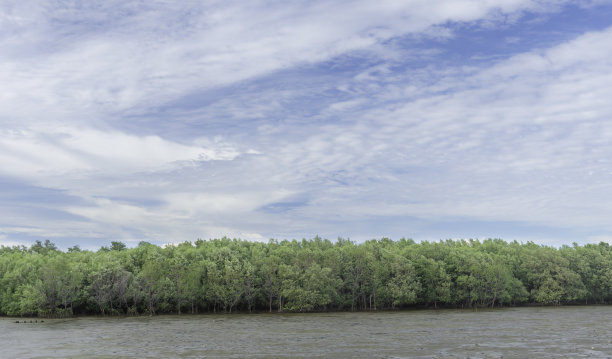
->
[373, 290, 377, 311]
[148, 287, 153, 316]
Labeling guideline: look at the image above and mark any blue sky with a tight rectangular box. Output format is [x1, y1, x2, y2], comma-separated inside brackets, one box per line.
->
[2, 0, 612, 249]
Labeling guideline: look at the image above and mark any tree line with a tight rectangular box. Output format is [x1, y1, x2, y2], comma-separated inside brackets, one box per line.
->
[1, 237, 612, 317]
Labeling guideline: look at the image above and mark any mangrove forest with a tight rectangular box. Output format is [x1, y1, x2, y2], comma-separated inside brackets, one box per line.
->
[1, 237, 612, 317]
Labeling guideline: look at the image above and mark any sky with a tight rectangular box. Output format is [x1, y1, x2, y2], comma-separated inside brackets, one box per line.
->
[2, 0, 612, 250]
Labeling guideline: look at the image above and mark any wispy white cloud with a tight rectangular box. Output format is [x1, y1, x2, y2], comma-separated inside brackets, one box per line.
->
[1, 0, 568, 124]
[0, 235, 30, 248]
[191, 24, 612, 241]
[0, 127, 239, 179]
[312, 26, 612, 230]
[2, 0, 611, 247]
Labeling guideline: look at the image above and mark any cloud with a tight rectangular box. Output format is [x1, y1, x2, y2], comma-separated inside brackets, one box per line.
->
[171, 24, 612, 242]
[0, 127, 239, 180]
[0, 235, 29, 248]
[328, 26, 612, 229]
[1, 1, 571, 126]
[2, 0, 611, 246]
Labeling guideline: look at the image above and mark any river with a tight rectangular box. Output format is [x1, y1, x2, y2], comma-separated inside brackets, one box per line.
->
[1, 306, 611, 358]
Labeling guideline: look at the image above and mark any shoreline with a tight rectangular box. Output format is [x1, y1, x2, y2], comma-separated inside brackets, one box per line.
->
[3, 302, 611, 320]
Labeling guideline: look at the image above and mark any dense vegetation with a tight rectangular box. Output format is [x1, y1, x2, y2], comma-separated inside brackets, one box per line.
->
[1, 237, 612, 317]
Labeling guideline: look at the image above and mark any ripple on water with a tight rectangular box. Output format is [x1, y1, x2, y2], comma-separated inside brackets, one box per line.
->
[2, 307, 612, 358]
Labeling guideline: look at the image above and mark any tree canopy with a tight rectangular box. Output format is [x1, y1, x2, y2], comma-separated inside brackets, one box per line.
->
[1, 238, 611, 317]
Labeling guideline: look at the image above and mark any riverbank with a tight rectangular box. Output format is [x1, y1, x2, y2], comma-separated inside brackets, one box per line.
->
[4, 302, 611, 320]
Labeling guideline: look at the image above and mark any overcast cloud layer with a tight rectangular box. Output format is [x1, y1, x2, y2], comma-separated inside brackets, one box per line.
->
[2, 0, 612, 249]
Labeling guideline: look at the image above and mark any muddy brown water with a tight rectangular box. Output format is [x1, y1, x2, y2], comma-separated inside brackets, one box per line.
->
[1, 306, 611, 358]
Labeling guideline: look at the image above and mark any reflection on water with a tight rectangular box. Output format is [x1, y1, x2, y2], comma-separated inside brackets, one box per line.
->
[2, 306, 612, 358]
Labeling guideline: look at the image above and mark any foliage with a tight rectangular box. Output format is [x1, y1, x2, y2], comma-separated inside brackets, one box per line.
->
[1, 237, 611, 316]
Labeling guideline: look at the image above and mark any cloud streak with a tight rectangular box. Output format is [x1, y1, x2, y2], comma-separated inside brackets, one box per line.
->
[0, 127, 239, 179]
[2, 1, 612, 248]
[1, 1, 568, 122]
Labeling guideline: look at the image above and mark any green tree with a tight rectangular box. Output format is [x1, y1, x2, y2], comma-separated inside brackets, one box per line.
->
[111, 241, 127, 251]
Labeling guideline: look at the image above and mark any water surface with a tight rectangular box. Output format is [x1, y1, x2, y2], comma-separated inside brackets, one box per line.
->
[2, 306, 611, 358]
